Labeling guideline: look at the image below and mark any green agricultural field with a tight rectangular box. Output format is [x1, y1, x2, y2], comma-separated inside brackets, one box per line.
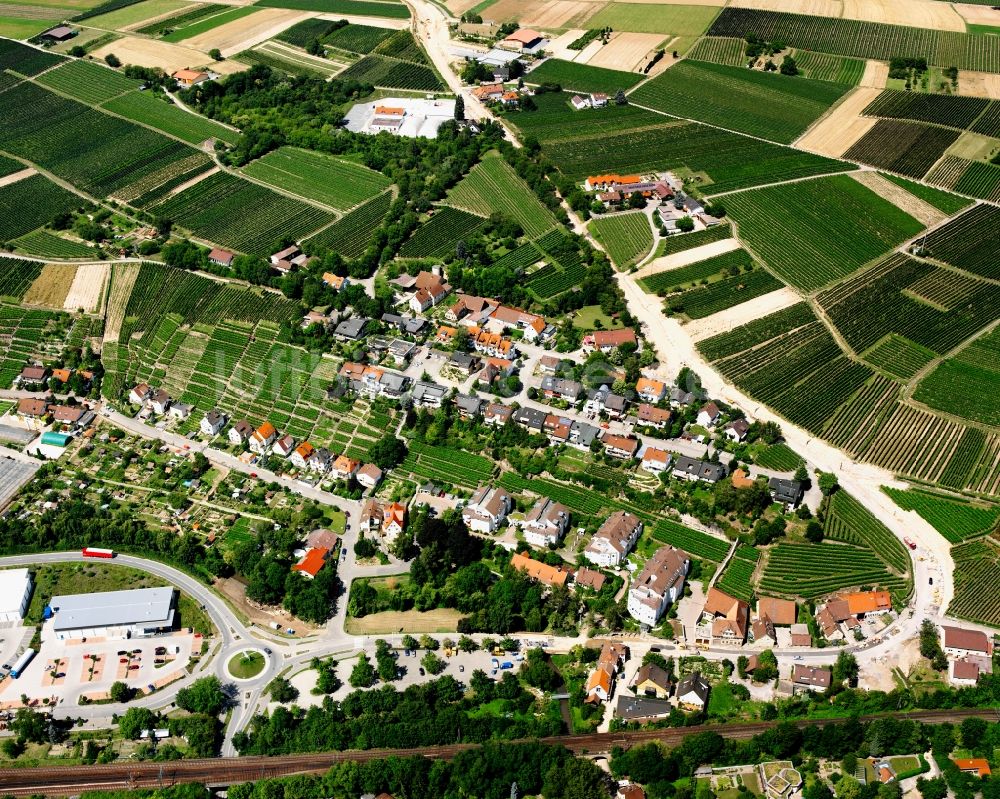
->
[242, 147, 390, 211]
[320, 22, 397, 53]
[82, 0, 189, 29]
[789, 50, 864, 84]
[708, 8, 1000, 73]
[0, 156, 23, 178]
[0, 260, 43, 302]
[879, 174, 972, 215]
[336, 54, 441, 91]
[0, 39, 64, 75]
[641, 247, 750, 294]
[687, 37, 745, 67]
[920, 204, 1000, 280]
[861, 90, 989, 131]
[525, 59, 642, 94]
[948, 538, 1000, 627]
[102, 91, 240, 146]
[236, 46, 342, 78]
[36, 60, 138, 105]
[589, 211, 653, 269]
[914, 326, 1000, 427]
[752, 443, 803, 471]
[630, 60, 852, 144]
[759, 541, 908, 601]
[825, 490, 910, 574]
[883, 487, 999, 543]
[652, 223, 732, 258]
[305, 189, 392, 258]
[650, 519, 729, 562]
[161, 6, 259, 41]
[723, 174, 924, 291]
[0, 174, 84, 243]
[0, 17, 51, 39]
[584, 3, 719, 35]
[672, 269, 784, 319]
[0, 81, 196, 199]
[446, 151, 558, 239]
[255, 0, 410, 18]
[134, 3, 227, 35]
[844, 120, 960, 179]
[13, 230, 97, 259]
[507, 91, 667, 143]
[862, 334, 936, 380]
[715, 546, 758, 602]
[398, 207, 486, 259]
[153, 171, 334, 256]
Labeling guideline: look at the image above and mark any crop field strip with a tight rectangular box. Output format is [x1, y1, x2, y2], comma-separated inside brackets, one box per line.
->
[686, 37, 745, 68]
[723, 174, 924, 292]
[860, 90, 995, 132]
[879, 174, 972, 215]
[589, 212, 653, 270]
[0, 259, 42, 301]
[133, 3, 228, 36]
[400, 443, 494, 489]
[0, 173, 85, 243]
[674, 269, 785, 320]
[825, 491, 910, 575]
[12, 230, 97, 259]
[707, 8, 1000, 73]
[0, 81, 197, 200]
[526, 231, 588, 299]
[0, 39, 64, 76]
[152, 171, 334, 256]
[914, 325, 1000, 427]
[161, 6, 259, 42]
[817, 252, 1000, 358]
[304, 189, 392, 258]
[525, 59, 643, 94]
[0, 304, 71, 386]
[843, 120, 960, 179]
[337, 53, 441, 91]
[314, 22, 397, 53]
[950, 161, 1000, 203]
[651, 519, 729, 563]
[715, 544, 758, 602]
[918, 203, 1000, 280]
[883, 487, 999, 544]
[788, 50, 864, 85]
[630, 60, 853, 145]
[398, 207, 486, 259]
[949, 538, 1000, 627]
[242, 147, 390, 211]
[101, 91, 241, 146]
[446, 152, 558, 240]
[255, 0, 410, 18]
[652, 223, 731, 259]
[861, 334, 936, 381]
[118, 152, 214, 209]
[35, 60, 138, 105]
[237, 47, 342, 79]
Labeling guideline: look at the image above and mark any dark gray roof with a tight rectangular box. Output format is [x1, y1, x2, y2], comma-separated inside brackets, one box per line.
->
[615, 695, 674, 721]
[541, 376, 582, 398]
[768, 477, 804, 504]
[513, 406, 546, 430]
[456, 394, 484, 414]
[673, 456, 726, 483]
[335, 317, 368, 339]
[676, 670, 710, 703]
[571, 421, 600, 447]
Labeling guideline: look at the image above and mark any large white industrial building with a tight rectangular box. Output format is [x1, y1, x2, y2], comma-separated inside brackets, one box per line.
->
[49, 587, 176, 640]
[0, 568, 33, 623]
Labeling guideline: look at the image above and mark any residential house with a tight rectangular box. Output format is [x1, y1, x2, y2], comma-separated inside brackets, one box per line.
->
[274, 434, 296, 458]
[539, 355, 563, 374]
[168, 402, 191, 420]
[129, 383, 152, 406]
[790, 623, 812, 647]
[487, 305, 548, 342]
[472, 83, 505, 101]
[585, 511, 642, 568]
[669, 387, 695, 407]
[672, 456, 727, 484]
[150, 389, 171, 415]
[519, 497, 570, 547]
[200, 410, 227, 436]
[953, 759, 991, 778]
[270, 244, 308, 273]
[570, 420, 601, 449]
[757, 597, 797, 627]
[585, 641, 628, 703]
[51, 405, 92, 428]
[633, 662, 672, 699]
[697, 402, 721, 428]
[792, 665, 832, 691]
[411, 381, 447, 408]
[541, 376, 583, 402]
[447, 351, 480, 376]
[382, 501, 406, 542]
[291, 442, 316, 470]
[637, 403, 671, 429]
[585, 173, 642, 191]
[750, 618, 777, 647]
[512, 406, 546, 432]
[636, 377, 667, 403]
[627, 545, 689, 626]
[951, 660, 981, 685]
[309, 447, 333, 474]
[603, 434, 639, 459]
[700, 587, 749, 645]
[585, 385, 627, 419]
[768, 477, 804, 510]
[501, 90, 520, 108]
[615, 696, 673, 724]
[357, 463, 383, 490]
[725, 419, 750, 442]
[675, 671, 710, 710]
[208, 249, 234, 268]
[942, 625, 993, 658]
[332, 455, 360, 481]
[462, 485, 513, 533]
[322, 272, 348, 290]
[484, 402, 513, 426]
[410, 282, 449, 314]
[543, 414, 571, 444]
[334, 317, 369, 340]
[570, 94, 591, 110]
[510, 552, 570, 587]
[583, 328, 637, 354]
[172, 69, 209, 88]
[456, 394, 484, 418]
[291, 547, 329, 579]
[361, 499, 384, 532]
[249, 422, 277, 455]
[447, 294, 493, 322]
[575, 566, 606, 592]
[50, 368, 72, 384]
[842, 590, 892, 617]
[303, 310, 327, 329]
[591, 92, 609, 108]
[17, 398, 48, 420]
[228, 420, 253, 445]
[641, 447, 671, 474]
[17, 364, 49, 388]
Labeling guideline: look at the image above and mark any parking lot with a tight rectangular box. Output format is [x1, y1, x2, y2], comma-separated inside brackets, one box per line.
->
[0, 626, 198, 708]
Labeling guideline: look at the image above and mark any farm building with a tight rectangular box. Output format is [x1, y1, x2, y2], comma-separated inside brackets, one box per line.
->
[172, 69, 209, 88]
[40, 431, 71, 447]
[500, 28, 545, 52]
[0, 568, 33, 623]
[48, 587, 176, 640]
[40, 25, 76, 41]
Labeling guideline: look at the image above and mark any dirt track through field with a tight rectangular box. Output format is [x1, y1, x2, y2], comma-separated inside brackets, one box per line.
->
[633, 237, 741, 279]
[685, 286, 802, 341]
[64, 262, 110, 313]
[90, 36, 248, 72]
[795, 86, 880, 157]
[850, 172, 946, 227]
[0, 168, 36, 187]
[482, 0, 595, 26]
[104, 263, 140, 343]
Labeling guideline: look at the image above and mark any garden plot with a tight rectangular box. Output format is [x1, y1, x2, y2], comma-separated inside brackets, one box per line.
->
[183, 8, 310, 55]
[64, 263, 109, 313]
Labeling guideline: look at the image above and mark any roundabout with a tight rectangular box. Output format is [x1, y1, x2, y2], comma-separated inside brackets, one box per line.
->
[227, 648, 268, 681]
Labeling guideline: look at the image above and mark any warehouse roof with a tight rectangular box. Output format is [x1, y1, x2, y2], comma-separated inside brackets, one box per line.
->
[0, 568, 31, 614]
[50, 587, 175, 631]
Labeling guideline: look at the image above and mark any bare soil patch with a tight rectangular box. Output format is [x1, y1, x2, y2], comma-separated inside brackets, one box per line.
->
[184, 8, 311, 56]
[445, 0, 483, 15]
[843, 0, 965, 31]
[547, 28, 588, 60]
[215, 576, 321, 634]
[586, 31, 666, 70]
[23, 264, 77, 308]
[90, 35, 247, 73]
[345, 608, 463, 635]
[859, 59, 888, 88]
[104, 262, 140, 343]
[483, 0, 597, 27]
[686, 287, 802, 341]
[634, 237, 741, 279]
[795, 86, 880, 156]
[0, 167, 36, 187]
[958, 70, 1000, 99]
[851, 172, 945, 227]
[64, 262, 109, 313]
[955, 2, 1000, 26]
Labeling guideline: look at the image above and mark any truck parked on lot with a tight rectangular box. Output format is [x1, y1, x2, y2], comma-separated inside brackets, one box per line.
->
[10, 648, 35, 679]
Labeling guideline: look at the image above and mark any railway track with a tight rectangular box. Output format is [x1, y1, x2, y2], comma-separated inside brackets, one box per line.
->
[0, 709, 992, 797]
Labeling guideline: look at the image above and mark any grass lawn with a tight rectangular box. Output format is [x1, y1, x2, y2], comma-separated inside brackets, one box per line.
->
[0, 17, 50, 38]
[584, 3, 719, 35]
[228, 650, 265, 678]
[84, 0, 190, 29]
[572, 305, 624, 329]
[345, 608, 463, 634]
[161, 5, 259, 41]
[6, 562, 215, 635]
